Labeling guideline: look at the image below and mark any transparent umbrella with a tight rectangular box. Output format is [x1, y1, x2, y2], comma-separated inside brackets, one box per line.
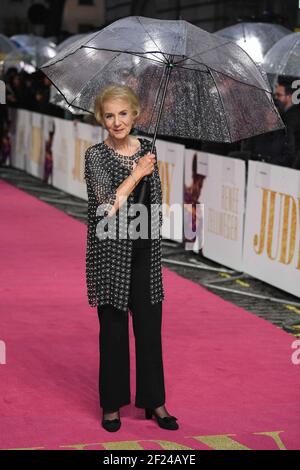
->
[0, 34, 18, 56]
[215, 22, 291, 65]
[263, 32, 300, 88]
[51, 32, 95, 113]
[49, 84, 89, 115]
[0, 34, 19, 76]
[2, 47, 36, 74]
[40, 16, 284, 201]
[11, 34, 56, 68]
[56, 34, 88, 54]
[11, 34, 56, 49]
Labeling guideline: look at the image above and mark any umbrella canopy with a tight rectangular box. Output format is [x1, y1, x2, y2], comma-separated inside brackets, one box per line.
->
[11, 34, 56, 68]
[263, 32, 300, 86]
[56, 34, 88, 54]
[11, 34, 56, 49]
[49, 84, 89, 114]
[0, 34, 19, 55]
[0, 34, 19, 66]
[2, 47, 36, 74]
[51, 32, 94, 112]
[40, 16, 284, 143]
[215, 22, 291, 65]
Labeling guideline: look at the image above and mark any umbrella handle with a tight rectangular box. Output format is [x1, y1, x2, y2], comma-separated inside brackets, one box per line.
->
[136, 55, 174, 205]
[136, 176, 150, 204]
[136, 139, 158, 204]
[135, 140, 155, 203]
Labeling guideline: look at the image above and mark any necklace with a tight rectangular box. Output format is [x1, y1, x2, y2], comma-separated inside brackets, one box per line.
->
[105, 137, 141, 157]
[103, 138, 142, 172]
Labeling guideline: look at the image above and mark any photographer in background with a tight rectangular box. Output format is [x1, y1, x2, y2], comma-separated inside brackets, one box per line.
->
[274, 78, 300, 169]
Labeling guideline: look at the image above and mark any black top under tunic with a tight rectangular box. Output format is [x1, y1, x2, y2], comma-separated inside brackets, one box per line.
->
[131, 178, 151, 249]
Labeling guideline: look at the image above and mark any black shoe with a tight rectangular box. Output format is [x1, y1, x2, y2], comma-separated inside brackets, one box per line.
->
[102, 409, 121, 432]
[145, 407, 179, 430]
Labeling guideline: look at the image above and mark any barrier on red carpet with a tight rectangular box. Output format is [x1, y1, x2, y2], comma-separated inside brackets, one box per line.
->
[243, 161, 300, 298]
[8, 108, 300, 298]
[184, 149, 246, 271]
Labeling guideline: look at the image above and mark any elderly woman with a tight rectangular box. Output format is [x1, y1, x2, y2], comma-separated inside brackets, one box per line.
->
[84, 84, 179, 432]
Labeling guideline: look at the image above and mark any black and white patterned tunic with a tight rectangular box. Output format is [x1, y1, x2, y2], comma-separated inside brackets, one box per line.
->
[84, 137, 165, 312]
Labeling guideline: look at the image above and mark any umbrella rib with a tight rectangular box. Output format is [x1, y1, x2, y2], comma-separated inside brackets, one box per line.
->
[82, 26, 165, 63]
[54, 30, 102, 57]
[78, 26, 148, 54]
[66, 49, 163, 109]
[41, 43, 167, 72]
[218, 39, 272, 92]
[174, 37, 271, 93]
[67, 47, 164, 110]
[176, 65, 210, 73]
[40, 43, 102, 69]
[68, 50, 124, 108]
[43, 73, 93, 114]
[83, 17, 168, 63]
[277, 37, 300, 79]
[146, 64, 168, 135]
[208, 68, 232, 142]
[75, 29, 104, 46]
[149, 19, 185, 57]
[174, 40, 234, 66]
[136, 16, 169, 63]
[82, 46, 166, 65]
[95, 19, 168, 63]
[181, 56, 271, 93]
[172, 61, 210, 73]
[125, 52, 166, 66]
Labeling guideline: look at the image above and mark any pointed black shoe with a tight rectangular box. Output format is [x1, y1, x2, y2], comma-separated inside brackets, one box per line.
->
[102, 410, 121, 432]
[145, 408, 179, 430]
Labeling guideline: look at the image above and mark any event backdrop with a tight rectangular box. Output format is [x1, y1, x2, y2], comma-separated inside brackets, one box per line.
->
[7, 108, 300, 298]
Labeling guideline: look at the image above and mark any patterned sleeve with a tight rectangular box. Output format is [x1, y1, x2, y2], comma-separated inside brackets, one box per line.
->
[84, 147, 118, 217]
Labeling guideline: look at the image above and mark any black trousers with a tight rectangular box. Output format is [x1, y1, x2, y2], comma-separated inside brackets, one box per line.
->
[97, 241, 166, 411]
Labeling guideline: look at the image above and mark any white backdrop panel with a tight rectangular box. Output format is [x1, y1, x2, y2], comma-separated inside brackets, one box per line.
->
[243, 161, 300, 298]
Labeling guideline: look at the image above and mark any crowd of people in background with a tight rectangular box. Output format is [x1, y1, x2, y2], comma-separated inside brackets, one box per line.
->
[241, 78, 300, 169]
[0, 67, 95, 167]
[0, 68, 300, 169]
[4, 68, 72, 117]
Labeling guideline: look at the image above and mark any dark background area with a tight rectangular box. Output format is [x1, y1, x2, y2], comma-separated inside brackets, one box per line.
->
[1, 0, 299, 40]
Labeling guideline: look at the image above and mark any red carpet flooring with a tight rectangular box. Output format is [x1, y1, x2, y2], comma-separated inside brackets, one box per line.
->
[0, 179, 299, 450]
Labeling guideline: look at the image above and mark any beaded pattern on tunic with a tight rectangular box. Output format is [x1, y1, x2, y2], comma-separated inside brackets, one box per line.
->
[84, 137, 164, 311]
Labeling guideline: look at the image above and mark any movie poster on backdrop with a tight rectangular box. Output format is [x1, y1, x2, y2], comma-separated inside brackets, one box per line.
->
[184, 149, 206, 253]
[42, 114, 56, 185]
[51, 117, 75, 193]
[27, 111, 44, 178]
[243, 161, 300, 297]
[199, 152, 246, 272]
[13, 109, 31, 171]
[152, 138, 185, 242]
[70, 121, 103, 200]
[0, 106, 16, 168]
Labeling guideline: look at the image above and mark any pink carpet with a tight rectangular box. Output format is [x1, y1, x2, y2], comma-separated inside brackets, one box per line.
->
[0, 179, 299, 450]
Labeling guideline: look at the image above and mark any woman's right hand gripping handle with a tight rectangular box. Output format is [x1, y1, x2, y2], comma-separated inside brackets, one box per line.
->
[132, 152, 156, 180]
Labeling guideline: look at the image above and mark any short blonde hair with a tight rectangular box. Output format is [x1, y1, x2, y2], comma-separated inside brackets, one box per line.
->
[94, 84, 140, 125]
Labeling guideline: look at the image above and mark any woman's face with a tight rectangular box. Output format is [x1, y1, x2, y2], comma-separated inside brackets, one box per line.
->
[102, 98, 136, 141]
